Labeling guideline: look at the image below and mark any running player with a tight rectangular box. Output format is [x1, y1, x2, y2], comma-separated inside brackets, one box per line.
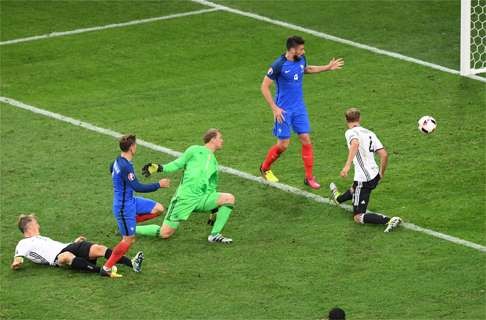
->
[137, 129, 235, 244]
[11, 214, 142, 277]
[101, 134, 170, 277]
[329, 108, 401, 232]
[260, 35, 344, 189]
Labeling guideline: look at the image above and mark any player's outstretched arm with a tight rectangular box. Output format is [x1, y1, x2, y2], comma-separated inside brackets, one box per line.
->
[376, 148, 388, 178]
[162, 146, 198, 174]
[305, 58, 344, 74]
[124, 164, 161, 193]
[142, 146, 195, 177]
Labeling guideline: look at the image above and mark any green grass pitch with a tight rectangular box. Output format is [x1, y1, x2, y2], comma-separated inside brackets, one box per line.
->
[1, 1, 485, 319]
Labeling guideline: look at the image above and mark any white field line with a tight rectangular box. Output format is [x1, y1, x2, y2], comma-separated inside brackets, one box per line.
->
[1, 96, 485, 253]
[192, 0, 486, 83]
[0, 8, 220, 46]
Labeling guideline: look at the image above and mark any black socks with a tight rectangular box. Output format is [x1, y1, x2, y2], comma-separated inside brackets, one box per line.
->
[363, 213, 390, 225]
[71, 257, 100, 273]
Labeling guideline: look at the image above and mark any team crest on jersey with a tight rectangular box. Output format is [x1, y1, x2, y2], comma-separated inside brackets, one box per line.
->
[128, 173, 135, 181]
[267, 68, 273, 76]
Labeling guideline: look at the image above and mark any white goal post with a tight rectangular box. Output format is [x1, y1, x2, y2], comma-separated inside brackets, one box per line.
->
[461, 0, 486, 75]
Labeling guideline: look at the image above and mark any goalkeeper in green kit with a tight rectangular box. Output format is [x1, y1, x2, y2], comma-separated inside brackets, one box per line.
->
[137, 129, 235, 244]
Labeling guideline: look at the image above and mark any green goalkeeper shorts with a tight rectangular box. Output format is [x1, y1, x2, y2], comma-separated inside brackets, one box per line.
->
[163, 192, 220, 229]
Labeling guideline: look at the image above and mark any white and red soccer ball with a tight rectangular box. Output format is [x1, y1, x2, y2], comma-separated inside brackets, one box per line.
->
[418, 116, 437, 134]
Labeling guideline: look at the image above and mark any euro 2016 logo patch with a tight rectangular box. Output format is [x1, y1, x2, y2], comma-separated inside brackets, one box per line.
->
[267, 68, 273, 76]
[128, 173, 135, 181]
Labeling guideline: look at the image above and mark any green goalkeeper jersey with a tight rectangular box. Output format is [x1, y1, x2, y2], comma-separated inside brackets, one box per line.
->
[164, 145, 219, 197]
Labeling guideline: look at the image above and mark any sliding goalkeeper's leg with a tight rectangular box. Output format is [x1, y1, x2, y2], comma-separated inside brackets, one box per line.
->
[201, 193, 235, 244]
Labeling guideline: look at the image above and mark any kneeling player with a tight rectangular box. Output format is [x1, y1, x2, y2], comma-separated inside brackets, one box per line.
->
[102, 134, 170, 277]
[137, 129, 235, 244]
[11, 214, 142, 277]
[329, 108, 401, 232]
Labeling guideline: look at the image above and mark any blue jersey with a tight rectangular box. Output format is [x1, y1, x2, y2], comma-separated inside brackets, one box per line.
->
[110, 156, 159, 209]
[266, 54, 307, 110]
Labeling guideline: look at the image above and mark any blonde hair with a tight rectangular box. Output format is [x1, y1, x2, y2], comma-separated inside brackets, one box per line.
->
[203, 128, 221, 144]
[17, 214, 37, 233]
[345, 108, 361, 123]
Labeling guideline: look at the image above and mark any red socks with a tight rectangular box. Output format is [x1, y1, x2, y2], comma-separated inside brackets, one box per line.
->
[262, 145, 284, 171]
[302, 144, 314, 178]
[136, 212, 160, 223]
[103, 240, 131, 269]
[262, 143, 313, 178]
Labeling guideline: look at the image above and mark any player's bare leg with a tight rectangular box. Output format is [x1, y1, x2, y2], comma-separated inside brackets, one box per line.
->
[299, 133, 320, 189]
[160, 223, 177, 239]
[261, 139, 289, 182]
[136, 202, 164, 223]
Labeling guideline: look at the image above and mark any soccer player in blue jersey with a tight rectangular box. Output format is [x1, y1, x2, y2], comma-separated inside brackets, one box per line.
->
[101, 134, 170, 277]
[260, 36, 344, 189]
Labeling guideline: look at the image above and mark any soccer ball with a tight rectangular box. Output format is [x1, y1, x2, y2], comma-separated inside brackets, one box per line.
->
[418, 116, 437, 134]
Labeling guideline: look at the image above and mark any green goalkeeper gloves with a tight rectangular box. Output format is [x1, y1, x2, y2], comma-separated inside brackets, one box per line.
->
[141, 163, 163, 177]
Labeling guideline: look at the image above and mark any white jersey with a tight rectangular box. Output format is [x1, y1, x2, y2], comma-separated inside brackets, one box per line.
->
[345, 126, 384, 182]
[14, 236, 69, 266]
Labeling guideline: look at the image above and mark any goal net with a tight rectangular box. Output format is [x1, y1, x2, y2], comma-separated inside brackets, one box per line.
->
[461, 0, 486, 75]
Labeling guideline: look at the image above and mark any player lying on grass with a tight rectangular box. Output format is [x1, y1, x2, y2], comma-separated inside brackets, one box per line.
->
[260, 35, 344, 189]
[329, 108, 401, 232]
[11, 214, 143, 277]
[102, 134, 170, 277]
[137, 129, 235, 244]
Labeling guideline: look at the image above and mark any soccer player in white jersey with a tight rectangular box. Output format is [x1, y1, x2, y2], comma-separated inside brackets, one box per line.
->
[11, 214, 143, 277]
[329, 108, 401, 232]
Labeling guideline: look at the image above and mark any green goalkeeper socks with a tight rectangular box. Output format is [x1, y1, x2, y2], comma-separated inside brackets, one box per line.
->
[211, 205, 233, 235]
[136, 224, 161, 237]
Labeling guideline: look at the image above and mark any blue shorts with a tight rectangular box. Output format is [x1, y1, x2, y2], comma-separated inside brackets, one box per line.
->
[273, 108, 311, 139]
[113, 197, 157, 236]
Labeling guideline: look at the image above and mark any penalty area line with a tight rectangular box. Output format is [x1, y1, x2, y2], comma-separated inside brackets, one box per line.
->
[0, 8, 220, 46]
[1, 96, 485, 253]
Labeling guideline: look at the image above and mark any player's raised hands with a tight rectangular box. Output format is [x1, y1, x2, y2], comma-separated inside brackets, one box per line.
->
[272, 106, 286, 124]
[159, 178, 170, 188]
[327, 57, 344, 71]
[142, 163, 163, 177]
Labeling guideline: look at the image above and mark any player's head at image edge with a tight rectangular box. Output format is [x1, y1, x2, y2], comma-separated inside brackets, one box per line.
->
[327, 307, 346, 320]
